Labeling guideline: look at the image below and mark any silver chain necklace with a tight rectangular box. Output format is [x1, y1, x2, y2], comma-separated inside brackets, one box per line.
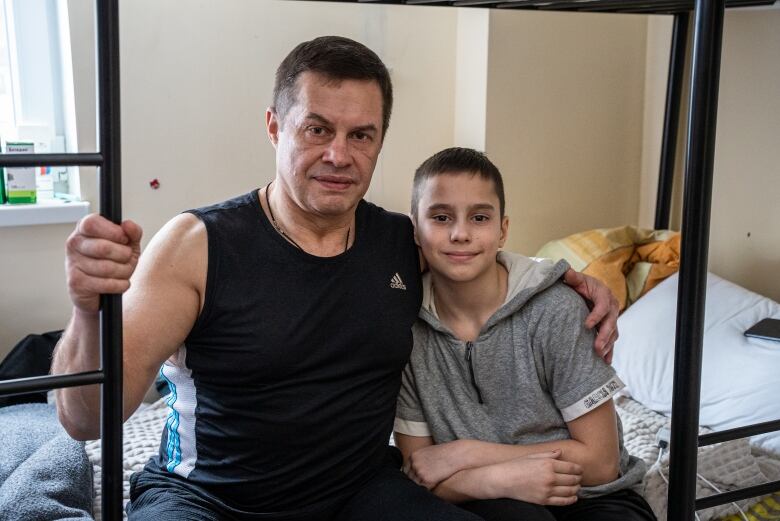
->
[264, 181, 350, 253]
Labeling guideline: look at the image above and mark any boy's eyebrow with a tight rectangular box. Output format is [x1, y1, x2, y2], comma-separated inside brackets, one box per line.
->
[425, 203, 496, 212]
[304, 112, 378, 134]
[426, 203, 454, 213]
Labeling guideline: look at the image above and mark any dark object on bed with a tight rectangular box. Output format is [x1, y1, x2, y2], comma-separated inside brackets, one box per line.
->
[745, 318, 780, 342]
[0, 402, 93, 520]
[0, 330, 62, 408]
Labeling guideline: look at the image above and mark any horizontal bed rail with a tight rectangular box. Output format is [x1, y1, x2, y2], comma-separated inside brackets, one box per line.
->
[693, 418, 780, 511]
[356, 0, 776, 13]
[0, 371, 105, 397]
[0, 153, 105, 168]
[696, 479, 780, 510]
[699, 419, 780, 447]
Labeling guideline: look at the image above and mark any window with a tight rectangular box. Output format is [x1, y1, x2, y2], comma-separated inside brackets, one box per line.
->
[1, 0, 80, 203]
[0, 0, 18, 146]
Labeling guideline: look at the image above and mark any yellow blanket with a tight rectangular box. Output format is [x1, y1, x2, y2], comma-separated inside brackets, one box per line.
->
[721, 494, 780, 521]
[536, 226, 681, 312]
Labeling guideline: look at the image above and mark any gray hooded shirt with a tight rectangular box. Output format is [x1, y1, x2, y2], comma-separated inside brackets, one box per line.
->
[395, 252, 645, 497]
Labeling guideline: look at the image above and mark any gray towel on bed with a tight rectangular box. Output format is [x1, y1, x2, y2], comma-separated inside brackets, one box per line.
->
[0, 403, 92, 520]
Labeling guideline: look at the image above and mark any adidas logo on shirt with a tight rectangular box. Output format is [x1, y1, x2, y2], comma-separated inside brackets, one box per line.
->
[390, 273, 407, 290]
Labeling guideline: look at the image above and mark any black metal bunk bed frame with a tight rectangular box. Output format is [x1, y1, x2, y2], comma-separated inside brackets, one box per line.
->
[0, 0, 778, 519]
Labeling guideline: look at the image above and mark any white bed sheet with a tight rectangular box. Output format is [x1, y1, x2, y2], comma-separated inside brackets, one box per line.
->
[613, 272, 780, 454]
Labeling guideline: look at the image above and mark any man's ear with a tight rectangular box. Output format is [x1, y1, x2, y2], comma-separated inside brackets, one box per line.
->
[499, 215, 509, 248]
[266, 108, 280, 147]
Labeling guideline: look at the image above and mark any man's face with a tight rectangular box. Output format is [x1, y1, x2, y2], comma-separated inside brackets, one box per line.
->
[266, 72, 384, 218]
[414, 173, 508, 284]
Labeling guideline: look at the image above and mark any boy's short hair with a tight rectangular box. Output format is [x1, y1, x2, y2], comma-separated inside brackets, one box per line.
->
[273, 36, 393, 138]
[411, 147, 506, 219]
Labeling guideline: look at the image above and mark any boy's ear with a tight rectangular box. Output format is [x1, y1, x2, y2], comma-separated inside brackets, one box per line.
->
[411, 216, 421, 247]
[499, 215, 509, 248]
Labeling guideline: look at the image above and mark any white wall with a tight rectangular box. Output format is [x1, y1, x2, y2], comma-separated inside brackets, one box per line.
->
[453, 9, 489, 151]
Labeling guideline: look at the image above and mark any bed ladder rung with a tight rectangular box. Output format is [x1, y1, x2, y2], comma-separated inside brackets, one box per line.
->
[0, 153, 105, 168]
[0, 371, 105, 397]
[696, 479, 780, 510]
[698, 419, 780, 447]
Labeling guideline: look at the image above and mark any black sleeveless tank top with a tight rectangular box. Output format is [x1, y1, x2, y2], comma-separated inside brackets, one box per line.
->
[151, 190, 422, 513]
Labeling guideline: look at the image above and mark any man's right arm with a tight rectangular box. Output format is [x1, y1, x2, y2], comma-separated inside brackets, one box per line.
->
[52, 212, 207, 440]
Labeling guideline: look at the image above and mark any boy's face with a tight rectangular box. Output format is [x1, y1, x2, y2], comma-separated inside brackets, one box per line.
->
[414, 172, 509, 284]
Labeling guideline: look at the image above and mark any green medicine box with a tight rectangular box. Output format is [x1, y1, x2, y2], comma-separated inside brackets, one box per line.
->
[3, 142, 37, 204]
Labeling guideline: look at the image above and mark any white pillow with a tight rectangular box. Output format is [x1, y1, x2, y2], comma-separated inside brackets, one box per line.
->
[613, 272, 780, 454]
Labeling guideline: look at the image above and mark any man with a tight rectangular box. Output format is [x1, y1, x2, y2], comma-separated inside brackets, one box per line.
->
[53, 36, 618, 520]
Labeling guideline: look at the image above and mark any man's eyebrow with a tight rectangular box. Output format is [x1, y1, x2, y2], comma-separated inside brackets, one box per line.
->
[303, 113, 378, 134]
[470, 203, 496, 212]
[304, 113, 333, 126]
[351, 123, 378, 135]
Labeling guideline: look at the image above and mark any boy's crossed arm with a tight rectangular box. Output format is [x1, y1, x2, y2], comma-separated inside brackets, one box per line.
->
[397, 433, 582, 506]
[394, 399, 620, 505]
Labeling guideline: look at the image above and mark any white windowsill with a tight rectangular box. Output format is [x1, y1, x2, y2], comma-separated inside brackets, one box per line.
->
[0, 199, 90, 227]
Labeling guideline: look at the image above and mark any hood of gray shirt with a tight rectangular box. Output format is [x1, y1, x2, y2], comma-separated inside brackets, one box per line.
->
[418, 251, 570, 335]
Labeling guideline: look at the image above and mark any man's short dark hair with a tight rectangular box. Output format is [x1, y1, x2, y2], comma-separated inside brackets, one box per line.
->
[273, 36, 393, 138]
[411, 147, 506, 219]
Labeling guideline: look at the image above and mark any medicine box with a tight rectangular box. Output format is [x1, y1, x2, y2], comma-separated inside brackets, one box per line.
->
[3, 142, 37, 204]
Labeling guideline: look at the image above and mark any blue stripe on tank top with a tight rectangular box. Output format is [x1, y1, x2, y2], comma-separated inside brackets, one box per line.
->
[159, 367, 182, 472]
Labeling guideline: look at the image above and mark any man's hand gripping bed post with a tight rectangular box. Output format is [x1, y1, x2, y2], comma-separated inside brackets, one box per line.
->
[53, 214, 144, 439]
[65, 214, 143, 314]
[562, 268, 619, 363]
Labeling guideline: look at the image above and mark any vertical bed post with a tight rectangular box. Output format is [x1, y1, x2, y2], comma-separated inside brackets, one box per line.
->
[654, 11, 689, 230]
[95, 0, 123, 519]
[667, 0, 724, 520]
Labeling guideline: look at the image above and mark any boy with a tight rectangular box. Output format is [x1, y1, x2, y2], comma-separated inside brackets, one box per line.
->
[394, 148, 655, 521]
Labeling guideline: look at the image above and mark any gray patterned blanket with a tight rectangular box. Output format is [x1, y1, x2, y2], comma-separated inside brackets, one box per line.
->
[616, 396, 780, 521]
[0, 403, 93, 521]
[85, 396, 780, 521]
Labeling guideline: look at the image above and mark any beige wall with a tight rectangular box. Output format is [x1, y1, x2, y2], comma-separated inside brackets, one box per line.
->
[486, 10, 648, 255]
[5, 3, 777, 359]
[640, 8, 780, 301]
[118, 0, 457, 238]
[638, 16, 674, 230]
[710, 9, 780, 302]
[0, 0, 457, 356]
[0, 224, 75, 352]
[0, 0, 97, 354]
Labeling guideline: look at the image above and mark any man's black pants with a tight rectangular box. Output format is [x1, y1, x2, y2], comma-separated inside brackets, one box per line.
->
[461, 489, 657, 521]
[127, 447, 482, 521]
